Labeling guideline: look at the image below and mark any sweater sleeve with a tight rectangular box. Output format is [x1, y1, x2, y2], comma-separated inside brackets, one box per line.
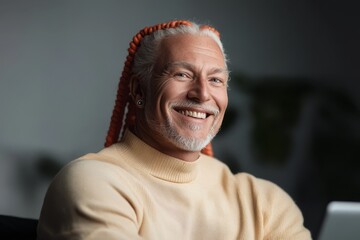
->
[37, 159, 144, 240]
[253, 176, 312, 240]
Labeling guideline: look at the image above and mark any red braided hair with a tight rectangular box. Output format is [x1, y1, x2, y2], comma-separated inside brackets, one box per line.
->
[105, 20, 221, 157]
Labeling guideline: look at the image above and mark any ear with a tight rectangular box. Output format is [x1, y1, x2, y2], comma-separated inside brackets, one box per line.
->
[129, 76, 145, 104]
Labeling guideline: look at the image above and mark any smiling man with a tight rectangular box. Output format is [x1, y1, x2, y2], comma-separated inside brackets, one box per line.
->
[37, 20, 312, 240]
[132, 33, 228, 161]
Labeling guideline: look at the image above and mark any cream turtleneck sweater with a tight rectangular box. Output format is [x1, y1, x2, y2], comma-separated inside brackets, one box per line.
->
[37, 130, 311, 240]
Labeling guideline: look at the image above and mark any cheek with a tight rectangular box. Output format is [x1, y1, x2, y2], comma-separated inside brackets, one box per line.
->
[152, 77, 172, 97]
[145, 84, 174, 117]
[155, 80, 186, 105]
[216, 90, 228, 111]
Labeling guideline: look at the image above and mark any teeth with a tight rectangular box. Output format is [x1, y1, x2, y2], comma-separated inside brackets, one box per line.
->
[179, 110, 206, 119]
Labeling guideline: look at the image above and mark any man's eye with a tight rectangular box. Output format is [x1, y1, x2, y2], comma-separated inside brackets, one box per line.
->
[210, 78, 223, 84]
[174, 72, 190, 79]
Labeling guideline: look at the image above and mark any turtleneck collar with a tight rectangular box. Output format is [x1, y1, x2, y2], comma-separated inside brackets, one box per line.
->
[113, 130, 201, 183]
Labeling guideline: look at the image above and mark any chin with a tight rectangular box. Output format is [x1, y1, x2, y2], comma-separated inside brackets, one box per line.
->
[170, 134, 213, 152]
[165, 126, 218, 152]
[155, 115, 220, 151]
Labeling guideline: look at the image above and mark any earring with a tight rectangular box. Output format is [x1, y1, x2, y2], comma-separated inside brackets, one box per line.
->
[137, 99, 144, 106]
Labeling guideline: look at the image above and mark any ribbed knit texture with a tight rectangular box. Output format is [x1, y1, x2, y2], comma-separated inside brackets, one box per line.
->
[37, 130, 312, 240]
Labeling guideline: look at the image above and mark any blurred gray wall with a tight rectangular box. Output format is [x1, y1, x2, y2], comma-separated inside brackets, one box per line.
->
[0, 0, 358, 227]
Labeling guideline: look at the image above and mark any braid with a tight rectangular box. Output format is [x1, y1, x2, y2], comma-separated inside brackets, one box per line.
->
[105, 20, 220, 157]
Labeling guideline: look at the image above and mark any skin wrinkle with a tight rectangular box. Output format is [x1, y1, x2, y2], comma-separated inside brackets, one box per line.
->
[163, 61, 229, 80]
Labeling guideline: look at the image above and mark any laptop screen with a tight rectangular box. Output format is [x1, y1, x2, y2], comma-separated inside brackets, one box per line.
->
[318, 201, 360, 240]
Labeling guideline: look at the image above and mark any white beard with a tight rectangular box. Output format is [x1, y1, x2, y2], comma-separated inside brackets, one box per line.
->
[159, 118, 217, 152]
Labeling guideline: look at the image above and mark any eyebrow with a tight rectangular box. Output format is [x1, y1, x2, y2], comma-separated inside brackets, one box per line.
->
[164, 61, 229, 76]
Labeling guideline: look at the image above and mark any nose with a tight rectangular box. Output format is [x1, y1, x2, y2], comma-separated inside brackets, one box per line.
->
[187, 78, 210, 103]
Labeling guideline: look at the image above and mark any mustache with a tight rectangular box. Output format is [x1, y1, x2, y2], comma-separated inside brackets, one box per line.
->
[169, 101, 220, 116]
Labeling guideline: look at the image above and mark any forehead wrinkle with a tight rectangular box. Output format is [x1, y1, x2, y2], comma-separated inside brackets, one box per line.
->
[164, 61, 228, 76]
[208, 67, 229, 78]
[163, 61, 194, 72]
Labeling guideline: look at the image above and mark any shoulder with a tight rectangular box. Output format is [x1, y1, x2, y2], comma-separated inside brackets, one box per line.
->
[198, 156, 291, 201]
[234, 172, 298, 212]
[38, 157, 144, 238]
[46, 150, 141, 205]
[54, 144, 136, 188]
[234, 172, 312, 239]
[57, 158, 121, 181]
[40, 155, 144, 218]
[44, 159, 120, 202]
[235, 172, 288, 197]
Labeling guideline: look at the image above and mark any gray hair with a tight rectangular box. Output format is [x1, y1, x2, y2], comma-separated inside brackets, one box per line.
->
[132, 22, 228, 85]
